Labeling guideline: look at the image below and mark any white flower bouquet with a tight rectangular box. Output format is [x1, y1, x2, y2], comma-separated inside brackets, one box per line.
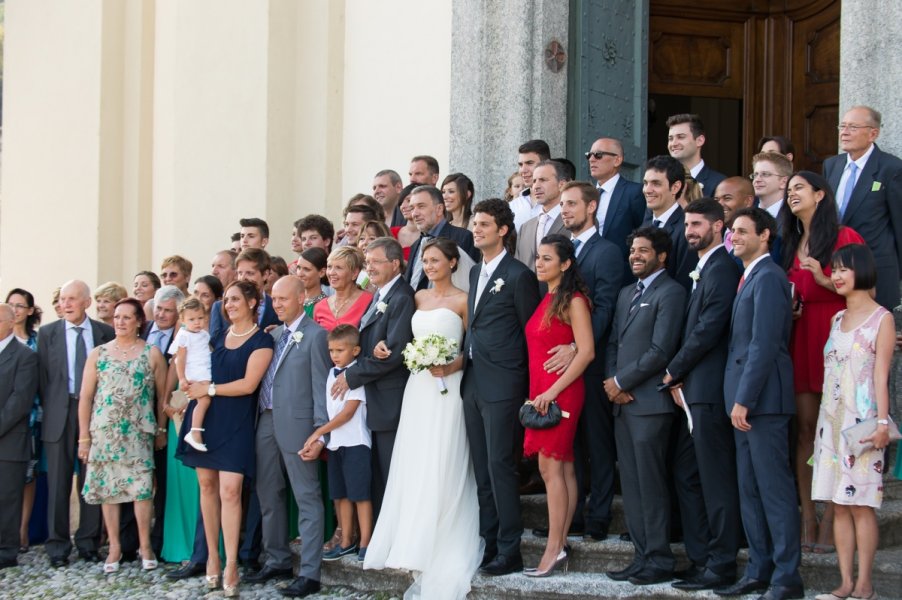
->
[402, 333, 459, 395]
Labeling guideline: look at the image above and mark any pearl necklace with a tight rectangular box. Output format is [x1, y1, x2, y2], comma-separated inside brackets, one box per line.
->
[113, 339, 142, 358]
[229, 323, 258, 338]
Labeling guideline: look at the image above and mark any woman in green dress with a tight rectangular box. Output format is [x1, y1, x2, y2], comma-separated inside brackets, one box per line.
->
[77, 298, 168, 573]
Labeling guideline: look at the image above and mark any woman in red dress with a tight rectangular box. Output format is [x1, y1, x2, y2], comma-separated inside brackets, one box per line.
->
[523, 234, 595, 577]
[313, 246, 373, 331]
[782, 171, 864, 553]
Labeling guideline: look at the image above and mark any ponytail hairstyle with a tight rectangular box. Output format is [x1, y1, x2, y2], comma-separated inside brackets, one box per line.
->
[541, 233, 590, 327]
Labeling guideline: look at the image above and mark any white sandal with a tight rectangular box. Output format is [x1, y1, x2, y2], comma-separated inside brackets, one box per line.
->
[184, 428, 208, 452]
[103, 559, 120, 574]
[141, 551, 158, 571]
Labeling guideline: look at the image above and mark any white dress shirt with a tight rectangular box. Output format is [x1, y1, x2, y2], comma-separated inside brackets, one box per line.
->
[651, 202, 680, 227]
[691, 243, 724, 291]
[474, 249, 507, 309]
[595, 173, 621, 234]
[66, 317, 95, 395]
[571, 227, 596, 258]
[0, 333, 15, 355]
[689, 159, 706, 179]
[836, 143, 875, 213]
[511, 191, 541, 232]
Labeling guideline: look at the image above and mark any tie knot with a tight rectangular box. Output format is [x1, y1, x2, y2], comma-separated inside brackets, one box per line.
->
[636, 281, 645, 292]
[480, 268, 490, 279]
[280, 327, 292, 340]
[652, 219, 662, 228]
[849, 162, 859, 173]
[333, 367, 346, 377]
[572, 238, 582, 252]
[74, 326, 84, 334]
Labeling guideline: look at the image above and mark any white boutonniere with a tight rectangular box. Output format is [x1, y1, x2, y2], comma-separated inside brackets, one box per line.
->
[291, 331, 304, 345]
[491, 278, 505, 294]
[698, 182, 704, 191]
[689, 269, 701, 282]
[376, 301, 388, 314]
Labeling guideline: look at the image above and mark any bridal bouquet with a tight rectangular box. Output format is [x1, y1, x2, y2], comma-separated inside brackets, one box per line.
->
[403, 333, 459, 395]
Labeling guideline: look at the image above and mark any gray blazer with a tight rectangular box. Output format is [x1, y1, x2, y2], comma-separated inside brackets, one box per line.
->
[515, 212, 566, 272]
[0, 340, 39, 461]
[605, 270, 686, 416]
[37, 318, 114, 443]
[268, 316, 331, 453]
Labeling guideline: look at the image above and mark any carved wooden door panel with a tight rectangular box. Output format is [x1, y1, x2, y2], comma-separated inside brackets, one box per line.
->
[568, 0, 650, 181]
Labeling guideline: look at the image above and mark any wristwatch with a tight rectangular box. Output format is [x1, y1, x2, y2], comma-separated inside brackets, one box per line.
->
[877, 418, 889, 426]
[208, 383, 217, 397]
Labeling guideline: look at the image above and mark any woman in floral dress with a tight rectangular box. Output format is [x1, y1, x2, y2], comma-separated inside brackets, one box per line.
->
[77, 298, 169, 573]
[811, 244, 894, 600]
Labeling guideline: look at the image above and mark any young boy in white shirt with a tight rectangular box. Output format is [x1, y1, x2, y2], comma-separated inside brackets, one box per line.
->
[302, 324, 372, 562]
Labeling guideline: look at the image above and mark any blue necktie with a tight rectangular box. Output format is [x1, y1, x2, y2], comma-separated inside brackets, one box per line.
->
[839, 162, 859, 218]
[572, 238, 582, 253]
[259, 327, 292, 412]
[628, 281, 645, 315]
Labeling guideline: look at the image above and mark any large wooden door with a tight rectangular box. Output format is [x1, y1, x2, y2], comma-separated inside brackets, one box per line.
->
[648, 0, 840, 174]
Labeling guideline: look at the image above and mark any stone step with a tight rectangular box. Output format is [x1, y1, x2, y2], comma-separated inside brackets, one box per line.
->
[320, 538, 902, 599]
[521, 494, 902, 548]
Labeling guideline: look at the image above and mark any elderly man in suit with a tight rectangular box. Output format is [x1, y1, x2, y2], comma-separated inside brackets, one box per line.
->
[715, 207, 803, 600]
[558, 181, 622, 540]
[824, 105, 902, 309]
[242, 276, 330, 598]
[603, 227, 686, 586]
[663, 199, 742, 591]
[586, 137, 647, 285]
[331, 237, 415, 516]
[642, 155, 698, 292]
[667, 113, 726, 195]
[463, 199, 541, 576]
[406, 186, 477, 290]
[515, 160, 568, 272]
[38, 280, 115, 566]
[0, 304, 39, 569]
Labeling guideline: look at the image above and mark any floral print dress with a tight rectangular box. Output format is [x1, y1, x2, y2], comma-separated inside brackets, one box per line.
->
[82, 344, 157, 504]
[811, 307, 888, 508]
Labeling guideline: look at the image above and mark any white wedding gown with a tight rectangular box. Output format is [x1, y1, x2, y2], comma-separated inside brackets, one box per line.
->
[364, 308, 482, 600]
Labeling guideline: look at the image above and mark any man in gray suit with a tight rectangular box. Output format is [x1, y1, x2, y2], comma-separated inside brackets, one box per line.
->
[515, 160, 568, 272]
[0, 304, 39, 569]
[248, 276, 330, 598]
[38, 280, 114, 566]
[604, 227, 686, 586]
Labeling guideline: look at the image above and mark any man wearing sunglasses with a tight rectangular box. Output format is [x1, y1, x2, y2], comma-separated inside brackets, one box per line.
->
[585, 137, 646, 286]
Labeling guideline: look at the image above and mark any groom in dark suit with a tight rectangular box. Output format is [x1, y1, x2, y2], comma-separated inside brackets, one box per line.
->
[334, 237, 415, 516]
[715, 207, 803, 600]
[462, 199, 541, 576]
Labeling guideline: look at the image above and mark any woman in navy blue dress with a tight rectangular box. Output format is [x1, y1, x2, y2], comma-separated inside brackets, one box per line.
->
[177, 280, 273, 596]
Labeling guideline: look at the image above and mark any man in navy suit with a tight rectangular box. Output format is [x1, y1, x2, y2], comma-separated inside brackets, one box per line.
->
[560, 181, 622, 540]
[586, 137, 646, 286]
[824, 105, 902, 309]
[641, 155, 698, 292]
[667, 114, 725, 195]
[209, 248, 280, 338]
[405, 185, 477, 289]
[715, 207, 803, 600]
[664, 200, 742, 591]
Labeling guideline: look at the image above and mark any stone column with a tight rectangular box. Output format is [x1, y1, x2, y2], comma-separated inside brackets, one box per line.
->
[839, 1, 902, 156]
[449, 0, 569, 202]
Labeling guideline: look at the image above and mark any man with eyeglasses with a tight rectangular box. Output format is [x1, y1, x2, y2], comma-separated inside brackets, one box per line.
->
[585, 137, 646, 285]
[750, 151, 792, 220]
[823, 105, 902, 309]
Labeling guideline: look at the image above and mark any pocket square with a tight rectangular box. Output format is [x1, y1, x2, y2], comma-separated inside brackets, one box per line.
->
[640, 303, 650, 307]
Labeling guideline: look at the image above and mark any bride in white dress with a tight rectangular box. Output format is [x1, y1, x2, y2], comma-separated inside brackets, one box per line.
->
[364, 238, 482, 600]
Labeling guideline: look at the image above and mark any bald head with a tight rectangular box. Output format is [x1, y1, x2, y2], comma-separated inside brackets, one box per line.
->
[714, 176, 755, 227]
[59, 280, 92, 324]
[0, 303, 13, 321]
[0, 303, 14, 339]
[271, 275, 304, 325]
[587, 137, 625, 184]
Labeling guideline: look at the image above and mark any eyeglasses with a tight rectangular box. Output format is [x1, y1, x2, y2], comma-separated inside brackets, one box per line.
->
[749, 171, 778, 180]
[364, 259, 392, 267]
[9, 303, 29, 311]
[837, 124, 876, 132]
[585, 151, 618, 160]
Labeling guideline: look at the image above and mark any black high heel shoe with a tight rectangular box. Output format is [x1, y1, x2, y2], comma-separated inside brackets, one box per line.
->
[524, 549, 569, 577]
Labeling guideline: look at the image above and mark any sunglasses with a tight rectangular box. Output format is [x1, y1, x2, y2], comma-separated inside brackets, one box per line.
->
[584, 151, 618, 160]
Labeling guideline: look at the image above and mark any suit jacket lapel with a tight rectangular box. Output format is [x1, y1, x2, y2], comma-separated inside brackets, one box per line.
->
[473, 254, 511, 320]
[844, 147, 881, 223]
[603, 179, 625, 226]
[576, 234, 599, 267]
[622, 274, 660, 333]
[0, 340, 15, 368]
[731, 260, 763, 327]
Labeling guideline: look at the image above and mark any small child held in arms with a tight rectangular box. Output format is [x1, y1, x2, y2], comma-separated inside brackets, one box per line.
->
[172, 297, 213, 452]
[302, 324, 372, 562]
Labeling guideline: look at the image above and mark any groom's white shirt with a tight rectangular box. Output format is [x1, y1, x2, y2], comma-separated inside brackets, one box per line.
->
[474, 248, 507, 310]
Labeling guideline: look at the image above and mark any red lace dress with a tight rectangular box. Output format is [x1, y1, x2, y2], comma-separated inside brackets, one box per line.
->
[523, 293, 585, 461]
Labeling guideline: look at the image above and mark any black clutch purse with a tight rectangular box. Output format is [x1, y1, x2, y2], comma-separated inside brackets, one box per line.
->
[519, 400, 566, 429]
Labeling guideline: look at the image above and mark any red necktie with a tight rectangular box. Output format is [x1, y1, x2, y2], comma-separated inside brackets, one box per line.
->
[737, 275, 745, 292]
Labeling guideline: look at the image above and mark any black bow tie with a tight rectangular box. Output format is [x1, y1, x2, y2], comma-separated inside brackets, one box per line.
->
[333, 367, 346, 377]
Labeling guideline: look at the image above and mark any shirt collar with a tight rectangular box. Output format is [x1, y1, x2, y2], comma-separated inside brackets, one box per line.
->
[742, 253, 771, 279]
[428, 219, 447, 237]
[695, 243, 724, 273]
[847, 143, 875, 170]
[639, 268, 666, 288]
[653, 201, 680, 226]
[65, 316, 90, 331]
[572, 227, 596, 246]
[597, 173, 621, 194]
[284, 313, 305, 334]
[378, 273, 403, 299]
[149, 322, 175, 336]
[481, 248, 508, 279]
[763, 199, 784, 219]
[539, 203, 561, 219]
[689, 159, 705, 179]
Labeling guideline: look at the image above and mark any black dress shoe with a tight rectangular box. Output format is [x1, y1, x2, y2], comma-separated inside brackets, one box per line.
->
[479, 551, 496, 569]
[619, 531, 631, 541]
[166, 560, 206, 580]
[239, 557, 261, 571]
[585, 524, 609, 541]
[0, 559, 18, 569]
[714, 575, 769, 596]
[757, 585, 805, 600]
[279, 576, 321, 598]
[674, 564, 705, 581]
[606, 561, 643, 581]
[50, 556, 69, 568]
[672, 569, 735, 591]
[479, 553, 523, 576]
[78, 550, 101, 563]
[629, 567, 673, 585]
[243, 565, 293, 583]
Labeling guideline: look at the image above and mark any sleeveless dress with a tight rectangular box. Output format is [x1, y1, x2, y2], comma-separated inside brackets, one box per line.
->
[811, 307, 889, 508]
[176, 328, 274, 476]
[312, 292, 373, 331]
[82, 345, 157, 504]
[787, 226, 864, 393]
[523, 293, 585, 461]
[364, 308, 482, 600]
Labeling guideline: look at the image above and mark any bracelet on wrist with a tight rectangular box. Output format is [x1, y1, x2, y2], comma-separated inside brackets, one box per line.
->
[78, 438, 91, 444]
[155, 427, 167, 435]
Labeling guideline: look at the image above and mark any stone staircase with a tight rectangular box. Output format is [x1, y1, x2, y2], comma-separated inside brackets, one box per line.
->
[318, 477, 902, 599]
